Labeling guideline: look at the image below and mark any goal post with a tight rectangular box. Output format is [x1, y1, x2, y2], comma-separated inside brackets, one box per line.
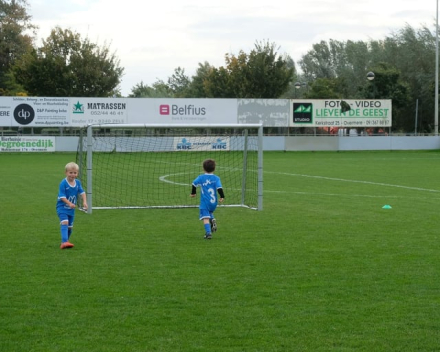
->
[76, 123, 263, 212]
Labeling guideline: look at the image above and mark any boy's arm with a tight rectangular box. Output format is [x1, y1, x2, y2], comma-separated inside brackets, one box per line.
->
[218, 188, 225, 202]
[190, 185, 197, 197]
[58, 181, 74, 208]
[60, 197, 75, 208]
[81, 192, 88, 209]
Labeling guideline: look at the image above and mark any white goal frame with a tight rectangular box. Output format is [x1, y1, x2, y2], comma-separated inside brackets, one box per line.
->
[79, 123, 263, 213]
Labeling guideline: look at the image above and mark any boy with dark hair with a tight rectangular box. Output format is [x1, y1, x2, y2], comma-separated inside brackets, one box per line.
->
[190, 159, 224, 239]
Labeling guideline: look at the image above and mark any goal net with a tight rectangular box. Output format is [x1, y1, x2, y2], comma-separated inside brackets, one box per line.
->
[76, 124, 263, 212]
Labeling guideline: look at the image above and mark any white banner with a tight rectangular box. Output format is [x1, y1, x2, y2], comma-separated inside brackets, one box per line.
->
[0, 97, 13, 126]
[1, 97, 237, 127]
[70, 98, 128, 126]
[0, 136, 56, 152]
[128, 98, 237, 124]
[290, 99, 392, 127]
[173, 137, 230, 151]
[8, 97, 70, 127]
[0, 97, 392, 128]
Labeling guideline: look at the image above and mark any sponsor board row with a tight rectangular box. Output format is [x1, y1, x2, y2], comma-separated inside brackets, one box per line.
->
[0, 97, 392, 128]
[0, 136, 230, 153]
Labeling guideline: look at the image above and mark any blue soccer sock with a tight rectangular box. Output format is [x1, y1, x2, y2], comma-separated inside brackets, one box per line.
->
[204, 223, 211, 234]
[67, 227, 72, 240]
[61, 224, 69, 243]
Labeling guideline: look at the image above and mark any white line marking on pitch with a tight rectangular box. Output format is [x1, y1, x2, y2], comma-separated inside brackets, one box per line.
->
[159, 173, 189, 186]
[158, 171, 440, 199]
[266, 190, 440, 200]
[265, 171, 440, 193]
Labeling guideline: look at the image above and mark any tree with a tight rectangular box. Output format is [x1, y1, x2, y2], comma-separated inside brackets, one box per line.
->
[13, 27, 124, 97]
[306, 78, 343, 99]
[128, 80, 173, 98]
[246, 41, 295, 98]
[167, 67, 190, 97]
[203, 41, 294, 98]
[299, 39, 372, 98]
[0, 0, 36, 95]
[359, 63, 410, 131]
[299, 40, 336, 80]
[297, 25, 439, 133]
[187, 61, 214, 97]
[382, 25, 436, 133]
[204, 62, 236, 98]
[130, 41, 294, 99]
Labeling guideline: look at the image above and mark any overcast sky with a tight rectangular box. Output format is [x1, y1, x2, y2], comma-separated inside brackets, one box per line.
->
[30, 0, 435, 96]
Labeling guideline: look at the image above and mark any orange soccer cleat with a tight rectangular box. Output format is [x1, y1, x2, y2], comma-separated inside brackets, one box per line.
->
[60, 242, 74, 249]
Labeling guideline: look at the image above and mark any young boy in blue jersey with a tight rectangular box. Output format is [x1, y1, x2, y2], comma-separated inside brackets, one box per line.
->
[56, 162, 88, 249]
[190, 159, 224, 239]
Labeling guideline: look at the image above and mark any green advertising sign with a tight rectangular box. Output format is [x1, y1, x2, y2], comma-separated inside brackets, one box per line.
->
[291, 99, 392, 128]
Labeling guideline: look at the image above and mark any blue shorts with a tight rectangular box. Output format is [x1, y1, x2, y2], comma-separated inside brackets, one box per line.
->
[58, 212, 75, 227]
[199, 209, 213, 220]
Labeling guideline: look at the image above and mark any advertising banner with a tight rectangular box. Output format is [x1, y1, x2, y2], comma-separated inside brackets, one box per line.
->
[0, 97, 393, 128]
[0, 97, 12, 126]
[128, 98, 237, 124]
[70, 98, 128, 126]
[173, 137, 230, 151]
[9, 97, 69, 127]
[290, 99, 392, 127]
[68, 98, 237, 126]
[238, 99, 289, 127]
[0, 136, 56, 152]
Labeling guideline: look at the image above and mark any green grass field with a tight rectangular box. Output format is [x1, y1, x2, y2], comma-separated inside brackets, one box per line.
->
[1, 151, 440, 351]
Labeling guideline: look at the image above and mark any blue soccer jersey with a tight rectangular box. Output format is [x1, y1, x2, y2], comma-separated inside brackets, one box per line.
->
[192, 173, 223, 212]
[56, 178, 85, 215]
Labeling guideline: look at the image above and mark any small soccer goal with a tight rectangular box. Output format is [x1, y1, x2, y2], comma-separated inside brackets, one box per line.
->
[76, 124, 263, 212]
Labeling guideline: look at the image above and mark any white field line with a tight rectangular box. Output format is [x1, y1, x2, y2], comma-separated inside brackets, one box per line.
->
[158, 170, 440, 200]
[265, 190, 440, 200]
[159, 173, 189, 186]
[266, 171, 440, 193]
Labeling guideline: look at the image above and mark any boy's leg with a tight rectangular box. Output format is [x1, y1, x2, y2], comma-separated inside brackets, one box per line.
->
[58, 213, 69, 243]
[58, 213, 74, 249]
[60, 221, 69, 243]
[210, 212, 217, 233]
[199, 209, 212, 239]
[203, 218, 212, 238]
[67, 215, 74, 240]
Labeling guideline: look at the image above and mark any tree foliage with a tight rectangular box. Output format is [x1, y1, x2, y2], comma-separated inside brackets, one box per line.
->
[306, 78, 343, 99]
[13, 27, 124, 97]
[128, 80, 173, 98]
[358, 62, 410, 131]
[299, 25, 437, 133]
[299, 39, 372, 98]
[187, 61, 214, 97]
[167, 67, 190, 97]
[0, 0, 36, 95]
[203, 41, 294, 98]
[130, 41, 295, 99]
[129, 67, 194, 98]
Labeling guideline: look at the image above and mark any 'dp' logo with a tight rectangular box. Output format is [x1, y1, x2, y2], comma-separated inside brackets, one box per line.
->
[159, 105, 170, 115]
[14, 104, 35, 125]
